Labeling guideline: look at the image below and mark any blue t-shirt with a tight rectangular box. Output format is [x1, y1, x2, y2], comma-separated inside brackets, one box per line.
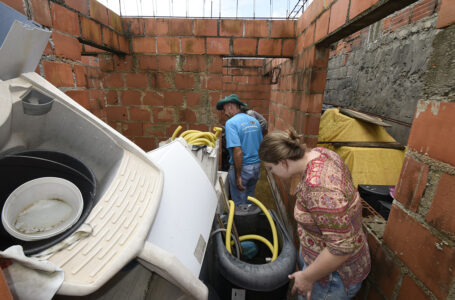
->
[225, 113, 263, 165]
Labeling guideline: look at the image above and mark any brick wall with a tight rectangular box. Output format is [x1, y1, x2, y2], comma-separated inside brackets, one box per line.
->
[264, 0, 455, 299]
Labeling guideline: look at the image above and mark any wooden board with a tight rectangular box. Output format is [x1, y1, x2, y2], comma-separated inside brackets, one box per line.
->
[339, 108, 392, 127]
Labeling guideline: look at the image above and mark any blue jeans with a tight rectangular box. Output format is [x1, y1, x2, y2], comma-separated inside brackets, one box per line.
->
[228, 163, 261, 205]
[297, 251, 362, 300]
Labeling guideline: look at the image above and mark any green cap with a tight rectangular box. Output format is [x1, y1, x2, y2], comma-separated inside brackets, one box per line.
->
[216, 94, 247, 110]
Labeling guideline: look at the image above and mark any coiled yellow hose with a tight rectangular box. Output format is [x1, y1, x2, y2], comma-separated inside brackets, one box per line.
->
[170, 126, 222, 148]
[225, 196, 279, 262]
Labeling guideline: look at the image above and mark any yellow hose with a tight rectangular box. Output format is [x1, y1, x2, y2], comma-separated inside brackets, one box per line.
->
[171, 125, 183, 140]
[238, 235, 274, 255]
[225, 196, 279, 262]
[225, 200, 236, 254]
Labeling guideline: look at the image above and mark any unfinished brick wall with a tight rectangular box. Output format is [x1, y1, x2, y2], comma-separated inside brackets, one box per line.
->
[265, 0, 455, 299]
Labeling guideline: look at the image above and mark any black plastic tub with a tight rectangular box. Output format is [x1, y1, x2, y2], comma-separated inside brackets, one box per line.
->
[210, 209, 297, 300]
[358, 184, 393, 219]
[0, 150, 96, 255]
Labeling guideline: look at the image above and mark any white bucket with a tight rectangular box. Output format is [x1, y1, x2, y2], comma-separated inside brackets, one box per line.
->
[1, 177, 83, 241]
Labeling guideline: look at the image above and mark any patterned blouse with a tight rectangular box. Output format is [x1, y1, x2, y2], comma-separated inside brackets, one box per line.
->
[294, 147, 371, 287]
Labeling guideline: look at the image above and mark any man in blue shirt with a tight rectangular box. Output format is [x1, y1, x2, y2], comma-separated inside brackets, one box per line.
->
[216, 94, 263, 205]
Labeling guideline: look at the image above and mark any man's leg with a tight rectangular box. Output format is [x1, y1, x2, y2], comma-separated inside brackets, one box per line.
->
[243, 163, 261, 198]
[228, 165, 248, 205]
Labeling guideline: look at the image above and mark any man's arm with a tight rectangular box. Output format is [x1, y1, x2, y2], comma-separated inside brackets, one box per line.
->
[232, 146, 245, 191]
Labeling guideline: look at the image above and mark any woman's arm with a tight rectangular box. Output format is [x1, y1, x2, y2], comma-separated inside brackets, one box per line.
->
[289, 248, 351, 299]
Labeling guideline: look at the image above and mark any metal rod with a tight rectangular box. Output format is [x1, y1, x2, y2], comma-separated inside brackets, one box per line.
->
[77, 37, 127, 56]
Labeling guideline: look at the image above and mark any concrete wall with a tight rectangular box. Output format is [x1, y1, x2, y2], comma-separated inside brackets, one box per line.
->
[324, 0, 439, 144]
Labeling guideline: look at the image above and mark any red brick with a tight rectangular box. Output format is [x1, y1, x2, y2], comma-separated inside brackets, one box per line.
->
[105, 90, 119, 105]
[162, 91, 184, 106]
[436, 0, 455, 28]
[118, 35, 130, 54]
[2, 0, 25, 14]
[66, 0, 89, 15]
[203, 74, 222, 90]
[349, 0, 379, 20]
[50, 3, 80, 35]
[220, 20, 243, 37]
[282, 39, 296, 57]
[153, 107, 176, 122]
[303, 24, 315, 49]
[153, 72, 172, 89]
[74, 65, 87, 87]
[315, 9, 330, 43]
[383, 205, 455, 299]
[42, 61, 74, 87]
[181, 37, 205, 54]
[397, 275, 431, 300]
[113, 55, 133, 72]
[144, 123, 166, 137]
[143, 91, 164, 106]
[382, 17, 391, 32]
[394, 157, 428, 212]
[206, 38, 230, 55]
[103, 72, 124, 88]
[304, 0, 324, 27]
[174, 73, 195, 89]
[245, 20, 269, 37]
[309, 69, 327, 92]
[82, 55, 99, 67]
[329, 0, 349, 33]
[156, 37, 180, 54]
[108, 10, 123, 33]
[258, 39, 281, 57]
[125, 73, 148, 89]
[137, 55, 158, 70]
[129, 107, 150, 121]
[65, 90, 90, 109]
[179, 108, 197, 123]
[168, 19, 193, 36]
[370, 246, 401, 299]
[89, 0, 108, 25]
[121, 90, 141, 105]
[157, 55, 177, 71]
[183, 56, 206, 72]
[80, 17, 102, 45]
[106, 106, 128, 121]
[194, 19, 218, 36]
[121, 122, 143, 136]
[132, 37, 156, 53]
[270, 20, 295, 38]
[30, 0, 52, 27]
[102, 27, 117, 49]
[411, 0, 437, 23]
[233, 38, 257, 56]
[124, 18, 144, 35]
[186, 92, 202, 106]
[426, 173, 455, 235]
[144, 18, 169, 35]
[133, 137, 157, 151]
[99, 54, 114, 71]
[52, 32, 81, 61]
[408, 101, 455, 166]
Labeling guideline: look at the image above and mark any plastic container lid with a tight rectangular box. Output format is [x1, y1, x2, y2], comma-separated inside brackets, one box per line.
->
[1, 177, 83, 241]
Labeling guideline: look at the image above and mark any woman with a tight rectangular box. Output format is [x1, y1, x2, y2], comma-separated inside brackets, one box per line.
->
[258, 128, 370, 299]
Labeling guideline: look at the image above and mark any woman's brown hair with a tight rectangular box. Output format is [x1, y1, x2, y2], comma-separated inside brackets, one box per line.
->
[259, 128, 307, 164]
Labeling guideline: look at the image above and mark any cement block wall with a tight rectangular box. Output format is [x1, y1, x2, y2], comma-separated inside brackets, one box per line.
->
[323, 0, 439, 145]
[2, 0, 455, 299]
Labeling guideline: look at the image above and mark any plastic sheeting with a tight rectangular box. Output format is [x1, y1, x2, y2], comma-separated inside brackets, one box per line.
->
[318, 108, 405, 187]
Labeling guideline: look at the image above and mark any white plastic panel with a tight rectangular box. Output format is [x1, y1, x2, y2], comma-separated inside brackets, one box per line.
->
[145, 140, 218, 277]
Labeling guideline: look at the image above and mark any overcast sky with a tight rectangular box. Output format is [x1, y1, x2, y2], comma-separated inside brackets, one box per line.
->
[97, 0, 312, 19]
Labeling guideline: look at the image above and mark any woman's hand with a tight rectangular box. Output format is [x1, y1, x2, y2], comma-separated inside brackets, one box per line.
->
[288, 270, 314, 299]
